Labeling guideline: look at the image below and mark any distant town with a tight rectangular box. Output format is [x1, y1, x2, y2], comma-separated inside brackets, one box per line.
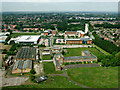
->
[0, 12, 120, 88]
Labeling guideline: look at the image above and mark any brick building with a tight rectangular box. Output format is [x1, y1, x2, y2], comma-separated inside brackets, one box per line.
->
[65, 36, 92, 44]
[53, 50, 97, 71]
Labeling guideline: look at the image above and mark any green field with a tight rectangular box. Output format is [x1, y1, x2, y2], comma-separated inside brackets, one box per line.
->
[64, 47, 104, 57]
[4, 75, 81, 88]
[66, 67, 118, 88]
[43, 62, 63, 75]
[42, 55, 52, 60]
[11, 33, 40, 38]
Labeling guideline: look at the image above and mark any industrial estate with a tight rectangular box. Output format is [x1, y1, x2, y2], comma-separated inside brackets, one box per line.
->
[0, 3, 120, 89]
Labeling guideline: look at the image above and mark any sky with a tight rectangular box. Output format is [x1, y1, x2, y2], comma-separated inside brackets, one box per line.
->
[1, 0, 119, 12]
[1, 0, 120, 2]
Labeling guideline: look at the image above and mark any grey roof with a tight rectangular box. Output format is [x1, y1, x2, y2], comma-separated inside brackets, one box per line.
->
[54, 58, 60, 66]
[13, 60, 32, 70]
[23, 60, 32, 69]
[13, 60, 19, 70]
[64, 50, 97, 61]
[82, 51, 97, 58]
[53, 53, 63, 67]
[16, 47, 36, 60]
[66, 37, 92, 41]
[17, 60, 24, 70]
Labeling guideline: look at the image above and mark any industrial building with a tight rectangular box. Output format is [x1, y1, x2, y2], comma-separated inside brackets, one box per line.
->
[10, 35, 40, 44]
[12, 60, 32, 74]
[16, 47, 36, 60]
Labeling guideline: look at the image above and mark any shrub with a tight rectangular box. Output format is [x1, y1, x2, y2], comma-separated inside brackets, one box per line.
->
[30, 69, 36, 74]
[2, 49, 7, 54]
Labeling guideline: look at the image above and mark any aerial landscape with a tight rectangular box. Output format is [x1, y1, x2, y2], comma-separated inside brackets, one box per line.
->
[0, 0, 120, 89]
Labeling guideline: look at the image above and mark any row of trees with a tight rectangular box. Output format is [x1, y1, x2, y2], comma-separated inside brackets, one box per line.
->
[94, 23, 120, 29]
[101, 53, 120, 67]
[93, 32, 120, 54]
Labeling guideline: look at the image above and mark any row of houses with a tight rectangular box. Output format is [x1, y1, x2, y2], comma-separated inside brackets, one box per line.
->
[53, 50, 97, 71]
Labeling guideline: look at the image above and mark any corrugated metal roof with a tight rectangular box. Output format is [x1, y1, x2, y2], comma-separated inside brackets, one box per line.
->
[13, 60, 19, 70]
[17, 60, 24, 70]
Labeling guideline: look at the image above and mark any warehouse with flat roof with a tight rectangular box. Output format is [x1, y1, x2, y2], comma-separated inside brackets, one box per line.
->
[14, 35, 40, 44]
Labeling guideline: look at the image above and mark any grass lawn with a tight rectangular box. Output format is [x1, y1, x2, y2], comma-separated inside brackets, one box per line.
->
[4, 75, 81, 88]
[11, 33, 40, 38]
[43, 62, 63, 75]
[66, 67, 118, 88]
[42, 55, 52, 60]
[64, 47, 104, 57]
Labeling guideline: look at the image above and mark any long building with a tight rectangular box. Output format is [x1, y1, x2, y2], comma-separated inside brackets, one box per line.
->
[65, 36, 92, 44]
[16, 47, 36, 60]
[53, 50, 97, 71]
[12, 35, 40, 44]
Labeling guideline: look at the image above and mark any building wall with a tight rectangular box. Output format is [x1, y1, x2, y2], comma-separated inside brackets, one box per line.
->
[66, 40, 82, 44]
[12, 69, 21, 74]
[63, 58, 97, 63]
[80, 34, 85, 37]
[87, 40, 92, 44]
[51, 31, 57, 35]
[44, 32, 48, 36]
[22, 68, 31, 73]
[55, 66, 62, 71]
[66, 40, 92, 44]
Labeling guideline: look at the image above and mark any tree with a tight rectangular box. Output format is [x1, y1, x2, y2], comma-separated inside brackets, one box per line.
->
[10, 40, 15, 45]
[62, 51, 65, 55]
[115, 52, 120, 59]
[101, 59, 110, 67]
[30, 69, 36, 74]
[2, 49, 7, 54]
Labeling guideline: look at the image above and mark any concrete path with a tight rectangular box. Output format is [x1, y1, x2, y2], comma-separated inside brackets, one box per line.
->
[42, 60, 53, 62]
[54, 45, 93, 48]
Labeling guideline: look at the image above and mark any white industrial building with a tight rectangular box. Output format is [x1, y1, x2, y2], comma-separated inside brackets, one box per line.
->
[9, 35, 40, 44]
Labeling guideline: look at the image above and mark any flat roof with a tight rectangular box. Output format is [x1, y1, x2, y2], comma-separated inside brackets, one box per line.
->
[0, 36, 8, 40]
[66, 37, 92, 41]
[16, 35, 40, 42]
[77, 30, 85, 34]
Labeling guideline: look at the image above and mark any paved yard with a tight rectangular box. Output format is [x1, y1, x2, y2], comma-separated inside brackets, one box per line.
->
[34, 63, 44, 76]
[0, 70, 29, 87]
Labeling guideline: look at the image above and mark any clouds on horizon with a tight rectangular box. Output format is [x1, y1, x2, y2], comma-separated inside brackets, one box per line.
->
[2, 2, 118, 12]
[2, 0, 119, 2]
